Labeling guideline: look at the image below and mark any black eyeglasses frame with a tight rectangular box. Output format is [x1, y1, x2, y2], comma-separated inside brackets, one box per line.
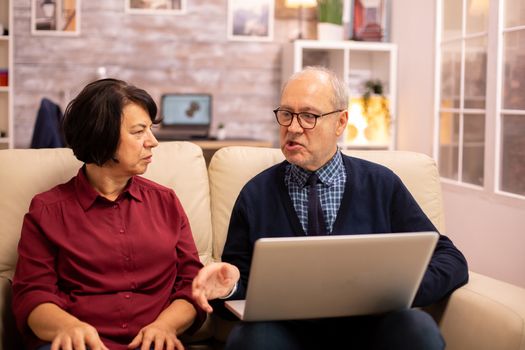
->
[273, 108, 344, 129]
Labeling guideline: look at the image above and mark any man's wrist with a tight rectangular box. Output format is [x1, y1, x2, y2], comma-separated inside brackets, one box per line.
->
[219, 282, 238, 299]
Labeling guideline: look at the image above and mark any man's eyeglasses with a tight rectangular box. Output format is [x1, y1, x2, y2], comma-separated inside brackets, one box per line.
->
[273, 108, 344, 130]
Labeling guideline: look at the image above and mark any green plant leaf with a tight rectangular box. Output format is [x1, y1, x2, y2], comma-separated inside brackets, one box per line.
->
[317, 0, 343, 25]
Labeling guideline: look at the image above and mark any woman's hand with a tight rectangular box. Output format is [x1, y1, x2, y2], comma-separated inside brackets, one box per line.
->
[128, 321, 183, 350]
[27, 303, 108, 350]
[192, 262, 240, 313]
[50, 320, 109, 350]
[128, 299, 196, 350]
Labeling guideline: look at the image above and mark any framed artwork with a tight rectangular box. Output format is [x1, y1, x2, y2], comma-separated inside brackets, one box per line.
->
[351, 0, 390, 42]
[125, 0, 186, 15]
[31, 0, 80, 36]
[227, 0, 274, 42]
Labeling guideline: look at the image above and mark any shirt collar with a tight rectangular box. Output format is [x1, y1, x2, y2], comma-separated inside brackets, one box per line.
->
[75, 166, 143, 210]
[289, 150, 344, 188]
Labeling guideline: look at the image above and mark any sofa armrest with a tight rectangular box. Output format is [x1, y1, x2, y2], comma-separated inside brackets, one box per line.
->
[426, 271, 525, 350]
[0, 276, 23, 350]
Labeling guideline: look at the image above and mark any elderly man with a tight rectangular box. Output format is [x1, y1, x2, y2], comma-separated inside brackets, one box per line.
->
[193, 66, 468, 350]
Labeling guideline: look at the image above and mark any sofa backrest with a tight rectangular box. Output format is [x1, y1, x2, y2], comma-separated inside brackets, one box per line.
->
[0, 141, 213, 281]
[208, 147, 445, 261]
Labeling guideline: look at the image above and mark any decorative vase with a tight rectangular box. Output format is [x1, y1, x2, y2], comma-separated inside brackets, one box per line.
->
[317, 22, 344, 41]
[217, 127, 227, 141]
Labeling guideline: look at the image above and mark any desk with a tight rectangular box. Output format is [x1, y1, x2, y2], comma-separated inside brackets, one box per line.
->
[193, 139, 273, 165]
[160, 139, 273, 165]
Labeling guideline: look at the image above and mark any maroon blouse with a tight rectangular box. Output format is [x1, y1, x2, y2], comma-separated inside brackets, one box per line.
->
[12, 167, 205, 349]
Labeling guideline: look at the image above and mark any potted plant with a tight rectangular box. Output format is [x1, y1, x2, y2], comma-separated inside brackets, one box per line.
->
[216, 122, 227, 140]
[361, 79, 390, 144]
[316, 0, 344, 41]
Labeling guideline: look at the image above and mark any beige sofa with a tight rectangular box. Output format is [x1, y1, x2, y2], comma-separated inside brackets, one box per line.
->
[1, 141, 524, 350]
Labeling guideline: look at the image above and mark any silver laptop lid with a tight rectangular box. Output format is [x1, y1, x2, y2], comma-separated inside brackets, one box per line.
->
[238, 232, 438, 321]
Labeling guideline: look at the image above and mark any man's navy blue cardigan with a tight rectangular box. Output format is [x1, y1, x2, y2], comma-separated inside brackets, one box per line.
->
[222, 154, 469, 308]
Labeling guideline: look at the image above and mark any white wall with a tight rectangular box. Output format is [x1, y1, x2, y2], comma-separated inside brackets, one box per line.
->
[391, 0, 525, 288]
[391, 0, 436, 157]
[442, 186, 525, 287]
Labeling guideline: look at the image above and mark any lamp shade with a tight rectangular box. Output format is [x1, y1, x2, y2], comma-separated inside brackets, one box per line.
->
[285, 0, 317, 9]
[469, 0, 489, 16]
[41, 0, 55, 18]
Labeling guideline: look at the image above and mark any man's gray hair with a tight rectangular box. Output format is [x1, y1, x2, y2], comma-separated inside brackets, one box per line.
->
[282, 66, 349, 110]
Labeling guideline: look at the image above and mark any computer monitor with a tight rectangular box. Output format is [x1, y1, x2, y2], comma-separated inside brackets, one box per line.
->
[157, 93, 212, 140]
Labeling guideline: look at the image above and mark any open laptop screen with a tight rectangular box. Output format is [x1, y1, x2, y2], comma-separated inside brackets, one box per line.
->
[159, 94, 212, 139]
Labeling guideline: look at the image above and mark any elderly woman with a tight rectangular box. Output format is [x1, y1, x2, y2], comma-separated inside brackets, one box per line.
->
[12, 79, 205, 350]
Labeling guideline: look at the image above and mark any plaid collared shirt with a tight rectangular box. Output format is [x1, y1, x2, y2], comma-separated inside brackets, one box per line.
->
[284, 151, 347, 234]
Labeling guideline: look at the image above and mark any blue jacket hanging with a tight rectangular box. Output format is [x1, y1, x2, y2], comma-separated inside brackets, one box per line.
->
[30, 98, 65, 148]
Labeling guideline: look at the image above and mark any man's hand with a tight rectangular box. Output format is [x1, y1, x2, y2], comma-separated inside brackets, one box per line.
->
[192, 262, 240, 313]
[50, 320, 109, 350]
[128, 321, 183, 350]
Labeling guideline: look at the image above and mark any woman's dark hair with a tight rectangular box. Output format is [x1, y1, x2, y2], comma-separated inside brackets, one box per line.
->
[62, 78, 159, 165]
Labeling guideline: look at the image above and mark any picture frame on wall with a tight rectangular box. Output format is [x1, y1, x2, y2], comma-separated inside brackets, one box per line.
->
[125, 0, 186, 15]
[227, 0, 274, 42]
[31, 0, 81, 36]
[351, 0, 391, 42]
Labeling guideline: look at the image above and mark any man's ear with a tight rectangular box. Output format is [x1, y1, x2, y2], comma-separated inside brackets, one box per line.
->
[335, 110, 348, 137]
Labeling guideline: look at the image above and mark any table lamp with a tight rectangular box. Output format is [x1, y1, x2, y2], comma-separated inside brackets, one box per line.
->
[285, 0, 317, 39]
[41, 0, 56, 18]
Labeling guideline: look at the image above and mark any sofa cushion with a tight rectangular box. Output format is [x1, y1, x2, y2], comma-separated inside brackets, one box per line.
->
[144, 142, 213, 265]
[0, 148, 82, 280]
[344, 150, 445, 233]
[208, 147, 285, 261]
[0, 141, 213, 280]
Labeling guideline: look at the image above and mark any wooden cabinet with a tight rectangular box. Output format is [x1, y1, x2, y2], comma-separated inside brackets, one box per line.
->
[155, 139, 274, 166]
[191, 139, 273, 165]
[0, 0, 13, 149]
[281, 40, 397, 150]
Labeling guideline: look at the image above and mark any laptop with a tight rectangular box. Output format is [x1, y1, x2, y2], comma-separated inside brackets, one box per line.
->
[225, 231, 438, 321]
[154, 93, 212, 140]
